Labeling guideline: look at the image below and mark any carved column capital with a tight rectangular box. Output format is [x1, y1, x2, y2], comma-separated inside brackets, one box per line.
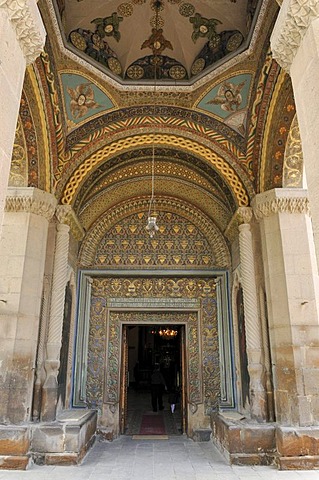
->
[0, 0, 46, 65]
[5, 187, 57, 220]
[56, 205, 85, 241]
[237, 206, 253, 225]
[271, 0, 319, 71]
[252, 188, 310, 220]
[225, 207, 253, 243]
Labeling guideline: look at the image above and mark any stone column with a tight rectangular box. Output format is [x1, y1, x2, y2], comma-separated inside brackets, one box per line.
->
[259, 287, 275, 422]
[0, 0, 45, 236]
[271, 0, 319, 267]
[41, 205, 83, 421]
[237, 207, 268, 422]
[253, 188, 319, 427]
[0, 187, 56, 423]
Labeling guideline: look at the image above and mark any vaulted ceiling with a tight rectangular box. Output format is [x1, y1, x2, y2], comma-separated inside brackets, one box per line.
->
[12, 0, 296, 267]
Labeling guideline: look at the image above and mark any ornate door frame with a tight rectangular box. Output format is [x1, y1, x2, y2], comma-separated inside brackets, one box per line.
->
[73, 270, 235, 438]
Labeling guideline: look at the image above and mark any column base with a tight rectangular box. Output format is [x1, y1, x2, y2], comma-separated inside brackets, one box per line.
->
[0, 425, 31, 470]
[211, 412, 276, 466]
[211, 413, 319, 470]
[277, 425, 319, 470]
[0, 409, 97, 470]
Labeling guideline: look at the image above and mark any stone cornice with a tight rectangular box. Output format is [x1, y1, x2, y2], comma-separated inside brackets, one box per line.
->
[56, 205, 85, 241]
[0, 0, 46, 65]
[252, 188, 310, 219]
[5, 187, 57, 220]
[271, 0, 319, 71]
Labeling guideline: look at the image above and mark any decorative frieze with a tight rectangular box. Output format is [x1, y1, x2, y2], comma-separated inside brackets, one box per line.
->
[283, 115, 304, 188]
[271, 0, 319, 71]
[0, 0, 46, 65]
[253, 191, 310, 220]
[5, 188, 56, 220]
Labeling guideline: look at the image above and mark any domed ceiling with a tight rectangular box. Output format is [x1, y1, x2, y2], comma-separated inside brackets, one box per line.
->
[54, 0, 261, 84]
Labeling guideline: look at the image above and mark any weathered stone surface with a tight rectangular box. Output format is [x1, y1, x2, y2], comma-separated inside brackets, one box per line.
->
[0, 455, 29, 470]
[211, 413, 276, 465]
[278, 455, 319, 470]
[29, 410, 97, 466]
[45, 453, 79, 465]
[277, 426, 319, 456]
[0, 426, 30, 455]
[31, 425, 64, 453]
[192, 428, 212, 442]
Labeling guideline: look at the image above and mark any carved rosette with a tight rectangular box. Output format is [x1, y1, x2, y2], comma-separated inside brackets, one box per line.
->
[0, 0, 46, 65]
[271, 0, 319, 71]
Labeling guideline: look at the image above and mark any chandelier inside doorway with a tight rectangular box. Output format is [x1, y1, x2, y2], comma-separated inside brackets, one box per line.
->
[145, 0, 163, 239]
[150, 326, 178, 340]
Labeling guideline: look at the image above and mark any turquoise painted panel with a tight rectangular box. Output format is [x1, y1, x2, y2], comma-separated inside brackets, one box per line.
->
[197, 74, 252, 119]
[61, 73, 114, 124]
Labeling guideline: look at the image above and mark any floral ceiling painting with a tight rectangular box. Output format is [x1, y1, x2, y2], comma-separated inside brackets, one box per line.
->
[61, 73, 115, 129]
[54, 0, 261, 83]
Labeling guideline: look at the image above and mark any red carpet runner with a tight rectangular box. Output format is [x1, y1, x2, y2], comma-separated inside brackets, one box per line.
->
[139, 414, 166, 435]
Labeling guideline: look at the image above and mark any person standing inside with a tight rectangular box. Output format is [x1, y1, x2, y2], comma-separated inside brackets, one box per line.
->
[150, 364, 166, 412]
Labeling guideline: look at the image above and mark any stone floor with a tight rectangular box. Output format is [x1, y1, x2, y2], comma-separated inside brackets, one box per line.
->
[1, 435, 319, 480]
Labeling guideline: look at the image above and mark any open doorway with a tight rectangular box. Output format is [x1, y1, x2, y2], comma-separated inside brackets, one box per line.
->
[120, 325, 185, 436]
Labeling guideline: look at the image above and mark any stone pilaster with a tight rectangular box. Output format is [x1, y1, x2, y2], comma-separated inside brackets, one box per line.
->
[0, 187, 56, 423]
[41, 205, 83, 421]
[253, 188, 319, 427]
[0, 0, 45, 236]
[271, 0, 319, 269]
[237, 207, 267, 422]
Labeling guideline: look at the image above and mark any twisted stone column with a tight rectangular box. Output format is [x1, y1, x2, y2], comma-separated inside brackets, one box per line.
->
[259, 287, 275, 421]
[238, 207, 267, 422]
[32, 275, 50, 421]
[41, 207, 71, 421]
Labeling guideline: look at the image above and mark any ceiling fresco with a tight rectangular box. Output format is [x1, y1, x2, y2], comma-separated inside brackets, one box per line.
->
[196, 73, 253, 136]
[54, 0, 261, 83]
[60, 72, 116, 129]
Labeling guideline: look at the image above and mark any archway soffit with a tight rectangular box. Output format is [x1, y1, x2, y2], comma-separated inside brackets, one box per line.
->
[61, 133, 250, 207]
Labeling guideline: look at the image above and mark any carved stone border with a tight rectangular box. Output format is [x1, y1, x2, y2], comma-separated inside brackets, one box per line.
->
[271, 0, 319, 71]
[5, 186, 56, 220]
[0, 0, 46, 65]
[252, 188, 310, 220]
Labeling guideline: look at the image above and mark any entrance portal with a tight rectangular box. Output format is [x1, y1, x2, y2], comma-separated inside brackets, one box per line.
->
[120, 325, 185, 435]
[73, 273, 235, 440]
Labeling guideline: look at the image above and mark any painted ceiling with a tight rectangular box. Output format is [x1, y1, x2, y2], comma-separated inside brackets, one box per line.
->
[54, 0, 261, 83]
[11, 0, 300, 269]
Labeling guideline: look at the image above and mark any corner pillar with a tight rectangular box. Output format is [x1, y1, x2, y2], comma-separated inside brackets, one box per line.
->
[0, 187, 56, 423]
[271, 0, 319, 268]
[253, 188, 319, 427]
[0, 0, 45, 236]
